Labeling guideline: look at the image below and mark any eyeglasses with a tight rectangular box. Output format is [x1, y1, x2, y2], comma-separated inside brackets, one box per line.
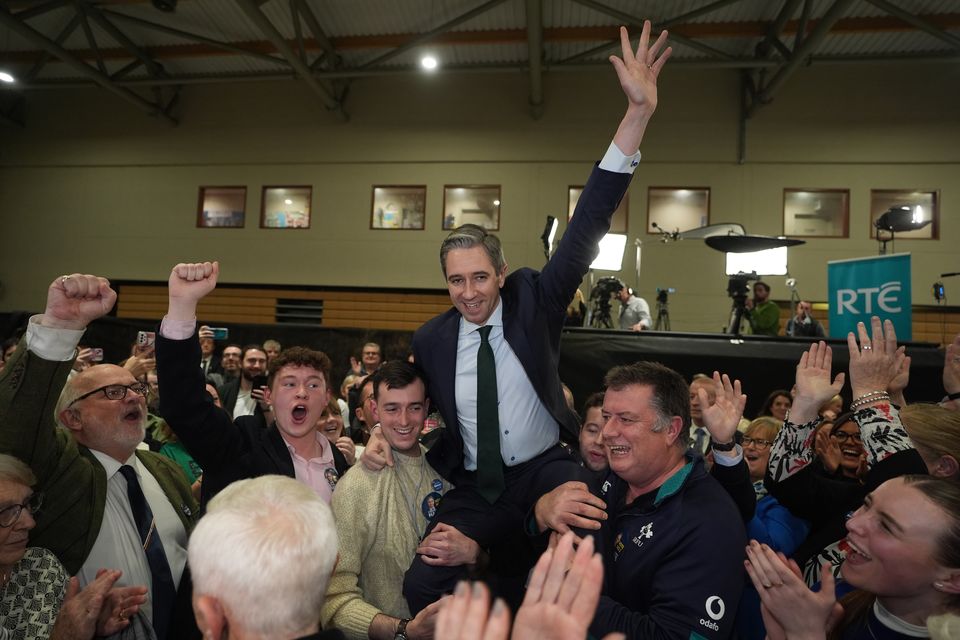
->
[69, 382, 148, 406]
[0, 493, 43, 528]
[742, 436, 774, 449]
[831, 431, 862, 444]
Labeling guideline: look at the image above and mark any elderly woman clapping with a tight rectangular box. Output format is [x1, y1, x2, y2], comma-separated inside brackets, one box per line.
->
[0, 454, 147, 640]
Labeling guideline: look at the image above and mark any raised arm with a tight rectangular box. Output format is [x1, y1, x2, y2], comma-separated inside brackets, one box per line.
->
[609, 22, 671, 154]
[156, 262, 238, 471]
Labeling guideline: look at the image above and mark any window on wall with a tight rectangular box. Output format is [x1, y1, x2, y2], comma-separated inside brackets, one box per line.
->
[197, 186, 246, 228]
[443, 185, 501, 230]
[261, 186, 311, 229]
[646, 187, 709, 234]
[783, 188, 849, 238]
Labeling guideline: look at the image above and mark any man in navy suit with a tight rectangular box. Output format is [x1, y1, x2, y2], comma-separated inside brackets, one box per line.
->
[363, 22, 673, 616]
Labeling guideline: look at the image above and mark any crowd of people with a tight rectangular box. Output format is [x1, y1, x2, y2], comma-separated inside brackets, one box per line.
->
[2, 20, 960, 640]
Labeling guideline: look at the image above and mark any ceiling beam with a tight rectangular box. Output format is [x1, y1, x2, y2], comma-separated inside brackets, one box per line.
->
[14, 0, 70, 21]
[75, 1, 108, 74]
[234, 0, 347, 120]
[80, 2, 167, 79]
[565, 0, 737, 61]
[360, 0, 511, 69]
[0, 4, 176, 124]
[865, 0, 960, 50]
[101, 8, 289, 66]
[25, 11, 81, 82]
[5, 13, 960, 65]
[294, 0, 340, 67]
[526, 0, 544, 119]
[756, 0, 857, 106]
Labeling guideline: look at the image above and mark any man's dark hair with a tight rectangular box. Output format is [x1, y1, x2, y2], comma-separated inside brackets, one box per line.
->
[754, 281, 770, 293]
[581, 391, 605, 420]
[604, 361, 690, 439]
[241, 344, 267, 361]
[267, 347, 332, 388]
[224, 343, 242, 353]
[370, 361, 424, 401]
[440, 224, 506, 278]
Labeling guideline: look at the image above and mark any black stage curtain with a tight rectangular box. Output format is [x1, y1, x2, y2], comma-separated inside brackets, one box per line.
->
[558, 327, 947, 419]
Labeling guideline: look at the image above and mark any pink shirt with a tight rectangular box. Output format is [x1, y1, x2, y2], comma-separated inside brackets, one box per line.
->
[285, 433, 339, 503]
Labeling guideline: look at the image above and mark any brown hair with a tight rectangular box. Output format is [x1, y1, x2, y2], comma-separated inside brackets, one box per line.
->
[267, 347, 332, 389]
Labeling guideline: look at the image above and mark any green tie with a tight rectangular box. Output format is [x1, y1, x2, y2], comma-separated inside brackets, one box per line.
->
[476, 325, 505, 504]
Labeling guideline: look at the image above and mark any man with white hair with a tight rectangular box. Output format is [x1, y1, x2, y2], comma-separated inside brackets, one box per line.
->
[0, 273, 198, 640]
[189, 475, 344, 640]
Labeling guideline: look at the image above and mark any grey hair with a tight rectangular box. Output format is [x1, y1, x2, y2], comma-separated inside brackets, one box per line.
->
[440, 224, 506, 278]
[54, 374, 82, 429]
[188, 475, 338, 637]
[0, 454, 36, 487]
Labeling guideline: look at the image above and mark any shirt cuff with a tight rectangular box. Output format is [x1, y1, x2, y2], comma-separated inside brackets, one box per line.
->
[25, 315, 84, 362]
[712, 445, 743, 466]
[160, 316, 197, 341]
[598, 141, 642, 174]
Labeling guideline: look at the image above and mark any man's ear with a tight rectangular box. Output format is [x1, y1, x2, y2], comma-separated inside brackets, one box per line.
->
[58, 407, 83, 433]
[664, 416, 684, 446]
[371, 399, 380, 423]
[497, 263, 508, 288]
[193, 595, 227, 640]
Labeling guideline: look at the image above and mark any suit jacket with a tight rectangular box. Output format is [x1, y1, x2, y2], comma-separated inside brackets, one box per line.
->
[0, 340, 198, 577]
[216, 375, 264, 421]
[156, 331, 349, 511]
[414, 165, 632, 481]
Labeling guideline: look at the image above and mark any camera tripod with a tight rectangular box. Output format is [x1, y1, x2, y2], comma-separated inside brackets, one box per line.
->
[654, 290, 671, 331]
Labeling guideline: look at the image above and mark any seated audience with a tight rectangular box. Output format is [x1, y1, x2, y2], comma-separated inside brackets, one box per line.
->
[218, 344, 269, 420]
[321, 362, 475, 639]
[745, 475, 960, 639]
[263, 338, 282, 366]
[188, 475, 345, 640]
[156, 262, 349, 510]
[219, 343, 242, 381]
[0, 272, 198, 640]
[0, 453, 148, 640]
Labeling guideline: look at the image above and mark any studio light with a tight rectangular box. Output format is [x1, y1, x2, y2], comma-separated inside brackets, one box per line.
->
[540, 216, 558, 261]
[590, 234, 627, 271]
[421, 55, 438, 71]
[874, 205, 931, 232]
[0, 71, 15, 84]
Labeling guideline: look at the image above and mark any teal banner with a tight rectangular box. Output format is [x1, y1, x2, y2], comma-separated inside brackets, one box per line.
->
[827, 254, 912, 340]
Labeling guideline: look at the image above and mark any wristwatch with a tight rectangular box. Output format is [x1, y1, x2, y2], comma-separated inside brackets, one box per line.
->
[394, 618, 411, 640]
[711, 439, 737, 452]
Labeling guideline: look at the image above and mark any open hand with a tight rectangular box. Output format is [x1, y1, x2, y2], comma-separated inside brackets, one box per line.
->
[792, 341, 845, 424]
[847, 317, 905, 399]
[700, 371, 747, 447]
[609, 22, 671, 115]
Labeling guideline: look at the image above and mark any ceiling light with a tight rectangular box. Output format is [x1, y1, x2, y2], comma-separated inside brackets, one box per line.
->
[284, 198, 293, 205]
[421, 55, 438, 71]
[0, 72, 15, 84]
[493, 199, 500, 206]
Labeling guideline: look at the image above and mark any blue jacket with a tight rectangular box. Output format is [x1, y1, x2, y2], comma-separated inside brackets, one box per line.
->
[736, 492, 810, 640]
[590, 455, 747, 639]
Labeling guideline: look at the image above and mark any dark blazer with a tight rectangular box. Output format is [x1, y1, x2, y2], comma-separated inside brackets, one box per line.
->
[216, 375, 265, 422]
[415, 165, 632, 481]
[156, 331, 349, 511]
[0, 341, 198, 576]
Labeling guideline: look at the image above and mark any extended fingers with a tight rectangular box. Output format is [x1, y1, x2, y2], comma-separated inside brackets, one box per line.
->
[436, 582, 470, 638]
[541, 531, 576, 603]
[558, 534, 597, 611]
[618, 26, 635, 65]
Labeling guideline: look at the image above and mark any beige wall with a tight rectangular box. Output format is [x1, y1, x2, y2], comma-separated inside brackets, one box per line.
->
[1, 61, 958, 332]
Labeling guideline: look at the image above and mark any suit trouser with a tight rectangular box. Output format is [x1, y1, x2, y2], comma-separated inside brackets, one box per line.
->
[402, 445, 589, 614]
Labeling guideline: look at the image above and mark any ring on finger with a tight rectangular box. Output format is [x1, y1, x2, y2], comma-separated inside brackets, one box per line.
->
[861, 345, 872, 351]
[61, 276, 71, 284]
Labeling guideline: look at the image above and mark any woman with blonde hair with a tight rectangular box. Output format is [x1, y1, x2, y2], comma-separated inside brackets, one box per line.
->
[900, 403, 960, 480]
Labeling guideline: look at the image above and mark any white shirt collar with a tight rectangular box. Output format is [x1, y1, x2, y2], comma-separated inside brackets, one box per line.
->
[90, 448, 138, 479]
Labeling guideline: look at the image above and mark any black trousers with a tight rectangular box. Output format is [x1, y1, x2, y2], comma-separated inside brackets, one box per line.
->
[402, 445, 589, 614]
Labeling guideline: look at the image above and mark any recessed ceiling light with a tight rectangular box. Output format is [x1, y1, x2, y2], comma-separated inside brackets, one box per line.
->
[0, 72, 15, 84]
[421, 55, 438, 71]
